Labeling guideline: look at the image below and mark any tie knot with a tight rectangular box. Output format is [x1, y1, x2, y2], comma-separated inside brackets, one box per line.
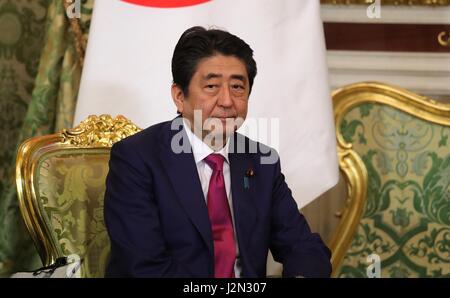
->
[204, 154, 225, 172]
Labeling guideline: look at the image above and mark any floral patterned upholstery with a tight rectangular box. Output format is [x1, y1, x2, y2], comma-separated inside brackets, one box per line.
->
[336, 102, 450, 277]
[35, 149, 111, 278]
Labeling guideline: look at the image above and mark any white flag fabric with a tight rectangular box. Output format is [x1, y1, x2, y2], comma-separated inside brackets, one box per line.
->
[75, 0, 338, 208]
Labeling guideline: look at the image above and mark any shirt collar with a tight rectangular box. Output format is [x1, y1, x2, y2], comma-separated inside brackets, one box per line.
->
[182, 118, 230, 165]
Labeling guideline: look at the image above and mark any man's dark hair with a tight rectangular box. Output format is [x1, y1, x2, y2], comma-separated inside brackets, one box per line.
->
[171, 26, 257, 97]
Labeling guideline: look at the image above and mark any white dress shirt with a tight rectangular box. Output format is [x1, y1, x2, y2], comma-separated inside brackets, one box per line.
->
[182, 119, 242, 277]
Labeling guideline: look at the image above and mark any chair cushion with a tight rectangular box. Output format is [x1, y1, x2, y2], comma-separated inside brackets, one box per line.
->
[337, 103, 450, 277]
[35, 149, 111, 278]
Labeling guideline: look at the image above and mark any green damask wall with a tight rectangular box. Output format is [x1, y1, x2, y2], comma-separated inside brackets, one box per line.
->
[0, 0, 49, 275]
[0, 0, 92, 276]
[0, 0, 47, 195]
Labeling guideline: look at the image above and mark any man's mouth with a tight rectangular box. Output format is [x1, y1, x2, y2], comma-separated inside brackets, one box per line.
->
[211, 116, 236, 121]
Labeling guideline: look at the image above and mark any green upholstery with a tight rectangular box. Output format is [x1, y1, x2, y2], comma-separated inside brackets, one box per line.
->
[35, 149, 111, 278]
[336, 103, 450, 277]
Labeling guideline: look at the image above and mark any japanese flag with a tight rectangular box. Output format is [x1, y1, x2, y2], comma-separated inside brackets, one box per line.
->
[75, 0, 338, 208]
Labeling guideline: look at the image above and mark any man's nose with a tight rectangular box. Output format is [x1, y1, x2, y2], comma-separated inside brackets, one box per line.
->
[217, 85, 233, 108]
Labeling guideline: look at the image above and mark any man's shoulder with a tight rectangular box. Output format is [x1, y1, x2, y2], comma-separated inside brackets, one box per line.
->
[112, 118, 173, 151]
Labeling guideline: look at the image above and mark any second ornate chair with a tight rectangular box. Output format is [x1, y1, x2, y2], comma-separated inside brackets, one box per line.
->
[15, 115, 141, 277]
[330, 82, 450, 277]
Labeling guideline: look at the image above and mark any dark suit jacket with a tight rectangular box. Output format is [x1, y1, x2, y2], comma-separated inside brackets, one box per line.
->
[104, 117, 331, 277]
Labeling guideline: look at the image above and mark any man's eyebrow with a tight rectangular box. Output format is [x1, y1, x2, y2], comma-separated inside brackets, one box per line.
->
[202, 73, 247, 82]
[230, 74, 246, 82]
[203, 73, 222, 80]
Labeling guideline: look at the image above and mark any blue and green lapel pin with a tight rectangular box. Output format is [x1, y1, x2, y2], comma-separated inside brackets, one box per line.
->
[244, 168, 255, 190]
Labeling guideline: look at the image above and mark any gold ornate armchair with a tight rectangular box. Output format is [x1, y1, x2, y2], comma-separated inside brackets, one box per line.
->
[330, 82, 450, 277]
[16, 115, 141, 278]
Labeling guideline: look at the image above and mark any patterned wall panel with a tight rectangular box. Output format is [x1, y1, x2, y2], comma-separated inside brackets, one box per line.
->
[0, 0, 47, 206]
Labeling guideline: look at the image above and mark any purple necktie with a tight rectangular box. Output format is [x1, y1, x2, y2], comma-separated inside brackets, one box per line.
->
[204, 154, 236, 278]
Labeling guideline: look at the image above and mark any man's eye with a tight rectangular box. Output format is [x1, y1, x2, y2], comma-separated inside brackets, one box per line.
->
[232, 84, 244, 90]
[206, 84, 217, 89]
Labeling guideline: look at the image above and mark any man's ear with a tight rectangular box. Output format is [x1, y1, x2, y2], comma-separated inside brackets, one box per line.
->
[171, 84, 185, 114]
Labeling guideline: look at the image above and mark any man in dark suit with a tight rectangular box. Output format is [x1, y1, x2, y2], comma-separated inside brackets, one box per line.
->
[104, 26, 331, 278]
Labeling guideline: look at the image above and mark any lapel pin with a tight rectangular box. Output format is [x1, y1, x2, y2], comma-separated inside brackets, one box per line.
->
[244, 168, 254, 189]
[246, 169, 255, 177]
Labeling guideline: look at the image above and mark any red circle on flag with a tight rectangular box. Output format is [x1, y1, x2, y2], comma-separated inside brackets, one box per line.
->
[122, 0, 211, 8]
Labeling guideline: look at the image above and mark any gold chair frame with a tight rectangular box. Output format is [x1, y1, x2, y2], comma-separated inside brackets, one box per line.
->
[15, 115, 141, 267]
[329, 81, 450, 276]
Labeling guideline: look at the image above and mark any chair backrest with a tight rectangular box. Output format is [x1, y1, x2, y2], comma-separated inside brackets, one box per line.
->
[16, 115, 141, 277]
[330, 82, 450, 277]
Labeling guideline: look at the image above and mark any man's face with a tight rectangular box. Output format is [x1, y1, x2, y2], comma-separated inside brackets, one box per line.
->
[172, 54, 250, 144]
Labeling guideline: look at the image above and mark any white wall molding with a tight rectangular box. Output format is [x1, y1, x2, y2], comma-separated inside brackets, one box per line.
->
[327, 51, 450, 99]
[321, 4, 450, 24]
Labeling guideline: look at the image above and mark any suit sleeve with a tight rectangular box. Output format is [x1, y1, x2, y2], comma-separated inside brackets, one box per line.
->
[104, 141, 193, 277]
[269, 157, 332, 278]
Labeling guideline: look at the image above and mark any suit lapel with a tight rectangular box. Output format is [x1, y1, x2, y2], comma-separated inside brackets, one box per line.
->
[228, 135, 258, 276]
[158, 119, 213, 253]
